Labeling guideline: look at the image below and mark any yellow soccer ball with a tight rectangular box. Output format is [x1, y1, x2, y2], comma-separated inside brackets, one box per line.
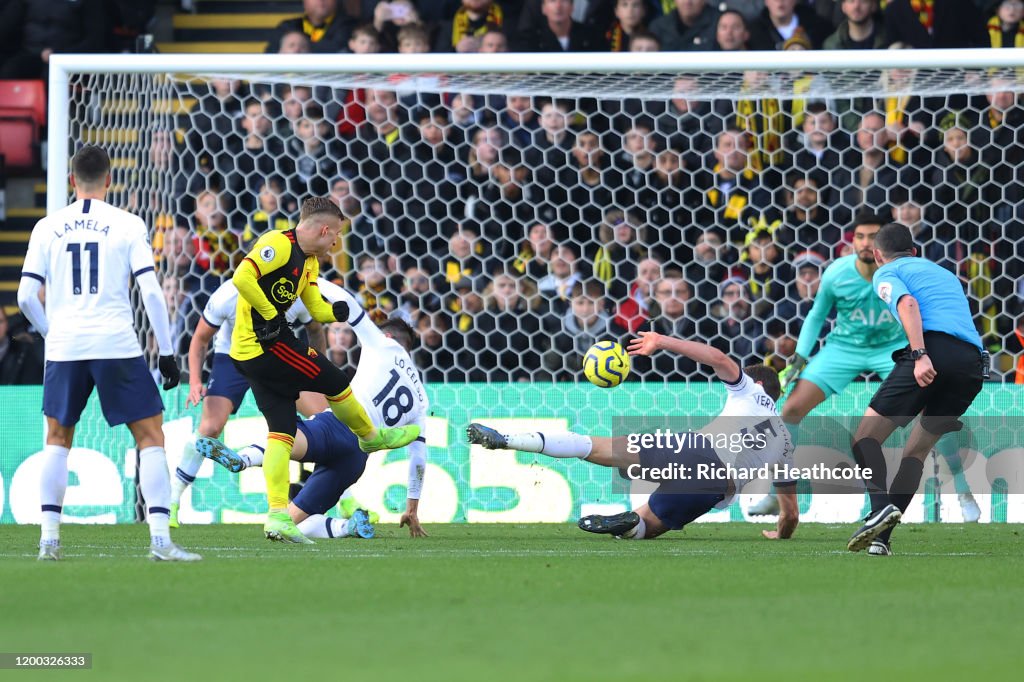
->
[583, 340, 630, 388]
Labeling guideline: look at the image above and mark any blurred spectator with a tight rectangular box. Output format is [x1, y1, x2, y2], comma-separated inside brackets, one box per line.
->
[512, 223, 557, 280]
[501, 95, 540, 150]
[555, 130, 617, 240]
[275, 84, 314, 139]
[633, 274, 700, 380]
[715, 9, 751, 50]
[649, 0, 720, 50]
[773, 172, 840, 258]
[694, 127, 773, 244]
[190, 189, 240, 274]
[399, 266, 443, 321]
[277, 30, 313, 53]
[331, 177, 378, 271]
[824, 0, 886, 49]
[373, 0, 423, 52]
[629, 28, 661, 50]
[788, 102, 846, 211]
[615, 257, 663, 332]
[0, 308, 44, 385]
[436, 226, 487, 291]
[479, 25, 509, 51]
[354, 254, 399, 322]
[989, 0, 1024, 47]
[654, 77, 722, 158]
[686, 231, 735, 303]
[226, 98, 289, 200]
[435, 0, 506, 52]
[590, 209, 650, 301]
[884, 0, 987, 48]
[526, 99, 575, 186]
[761, 319, 798, 373]
[415, 312, 461, 382]
[478, 272, 542, 381]
[543, 280, 626, 379]
[839, 110, 915, 220]
[346, 23, 382, 52]
[749, 0, 831, 50]
[739, 226, 794, 322]
[0, 0, 107, 79]
[286, 103, 336, 197]
[514, 0, 606, 51]
[537, 244, 583, 315]
[268, 0, 355, 54]
[242, 177, 294, 249]
[607, 0, 651, 51]
[397, 22, 431, 52]
[700, 277, 761, 366]
[326, 321, 358, 370]
[465, 147, 542, 257]
[789, 251, 826, 319]
[890, 189, 953, 268]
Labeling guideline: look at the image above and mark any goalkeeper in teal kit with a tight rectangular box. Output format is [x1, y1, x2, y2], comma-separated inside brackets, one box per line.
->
[749, 215, 980, 528]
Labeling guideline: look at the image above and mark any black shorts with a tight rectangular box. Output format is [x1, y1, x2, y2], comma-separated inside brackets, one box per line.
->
[234, 339, 349, 435]
[868, 332, 984, 434]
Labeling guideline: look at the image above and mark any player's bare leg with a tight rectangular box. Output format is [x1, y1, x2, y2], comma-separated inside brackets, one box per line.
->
[126, 414, 201, 561]
[170, 395, 233, 527]
[750, 379, 826, 516]
[467, 424, 640, 467]
[37, 418, 76, 560]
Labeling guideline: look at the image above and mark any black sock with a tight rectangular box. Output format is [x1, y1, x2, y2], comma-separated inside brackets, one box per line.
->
[877, 457, 925, 544]
[852, 437, 889, 513]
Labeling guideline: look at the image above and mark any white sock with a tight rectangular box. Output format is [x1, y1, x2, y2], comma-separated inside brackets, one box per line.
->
[239, 444, 264, 468]
[297, 514, 350, 539]
[39, 444, 69, 543]
[171, 432, 204, 504]
[620, 516, 646, 540]
[506, 432, 593, 458]
[139, 446, 172, 544]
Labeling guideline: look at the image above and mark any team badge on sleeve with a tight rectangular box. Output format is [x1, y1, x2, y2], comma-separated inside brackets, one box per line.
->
[877, 282, 892, 304]
[260, 246, 276, 262]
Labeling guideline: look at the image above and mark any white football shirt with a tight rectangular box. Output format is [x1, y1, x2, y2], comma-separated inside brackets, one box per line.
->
[201, 279, 312, 355]
[700, 372, 795, 504]
[22, 198, 155, 361]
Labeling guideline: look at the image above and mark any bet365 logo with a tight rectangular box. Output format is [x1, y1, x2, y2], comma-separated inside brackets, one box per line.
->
[270, 277, 296, 304]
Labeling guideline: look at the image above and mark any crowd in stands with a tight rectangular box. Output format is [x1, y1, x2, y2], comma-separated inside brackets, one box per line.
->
[4, 0, 1024, 385]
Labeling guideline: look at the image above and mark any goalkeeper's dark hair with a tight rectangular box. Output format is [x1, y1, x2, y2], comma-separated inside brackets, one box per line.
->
[852, 211, 887, 230]
[300, 196, 344, 222]
[72, 145, 111, 186]
[743, 365, 781, 402]
[378, 317, 417, 352]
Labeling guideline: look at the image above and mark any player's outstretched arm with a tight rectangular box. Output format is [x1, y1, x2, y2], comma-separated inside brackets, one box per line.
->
[400, 422, 429, 538]
[762, 483, 799, 540]
[186, 317, 218, 407]
[628, 331, 741, 383]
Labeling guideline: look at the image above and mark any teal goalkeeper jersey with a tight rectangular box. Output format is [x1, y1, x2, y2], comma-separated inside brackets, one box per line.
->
[795, 255, 905, 357]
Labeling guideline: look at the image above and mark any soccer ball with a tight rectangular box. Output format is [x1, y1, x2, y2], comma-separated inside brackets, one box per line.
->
[583, 340, 630, 388]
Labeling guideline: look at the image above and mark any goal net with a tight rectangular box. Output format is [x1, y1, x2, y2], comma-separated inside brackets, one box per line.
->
[40, 50, 1024, 524]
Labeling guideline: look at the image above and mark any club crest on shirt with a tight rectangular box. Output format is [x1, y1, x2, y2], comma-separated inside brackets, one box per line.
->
[271, 277, 296, 304]
[260, 246, 276, 262]
[877, 282, 892, 304]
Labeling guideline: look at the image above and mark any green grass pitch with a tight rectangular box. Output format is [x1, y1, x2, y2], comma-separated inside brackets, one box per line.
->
[1, 523, 1022, 681]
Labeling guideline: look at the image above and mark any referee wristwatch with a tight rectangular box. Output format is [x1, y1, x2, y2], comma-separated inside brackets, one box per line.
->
[909, 348, 928, 360]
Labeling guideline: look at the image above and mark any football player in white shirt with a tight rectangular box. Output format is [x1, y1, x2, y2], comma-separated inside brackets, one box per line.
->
[16, 145, 199, 561]
[169, 279, 322, 527]
[196, 279, 431, 538]
[468, 332, 800, 540]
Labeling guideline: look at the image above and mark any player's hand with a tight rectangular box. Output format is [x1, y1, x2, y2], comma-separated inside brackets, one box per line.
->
[627, 331, 662, 357]
[158, 355, 181, 390]
[400, 511, 428, 538]
[332, 300, 349, 323]
[761, 529, 786, 540]
[254, 314, 287, 351]
[186, 382, 206, 407]
[779, 354, 807, 390]
[914, 355, 937, 387]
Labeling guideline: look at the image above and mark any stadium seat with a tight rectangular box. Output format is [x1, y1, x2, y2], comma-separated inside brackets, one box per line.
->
[0, 80, 46, 171]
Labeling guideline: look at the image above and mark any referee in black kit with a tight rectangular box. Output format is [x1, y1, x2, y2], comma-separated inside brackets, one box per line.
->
[846, 223, 987, 555]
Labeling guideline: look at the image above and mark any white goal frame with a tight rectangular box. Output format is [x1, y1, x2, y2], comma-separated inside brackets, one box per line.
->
[46, 48, 1024, 214]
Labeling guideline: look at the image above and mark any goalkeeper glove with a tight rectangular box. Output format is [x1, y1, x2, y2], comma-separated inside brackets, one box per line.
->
[779, 354, 808, 391]
[332, 300, 349, 323]
[158, 355, 181, 390]
[254, 314, 288, 351]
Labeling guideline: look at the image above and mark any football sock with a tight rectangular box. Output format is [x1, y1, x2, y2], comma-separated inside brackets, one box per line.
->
[39, 444, 69, 543]
[852, 437, 889, 513]
[877, 457, 925, 544]
[239, 444, 264, 469]
[935, 434, 971, 495]
[620, 515, 646, 540]
[327, 387, 375, 439]
[505, 432, 593, 458]
[264, 433, 294, 510]
[138, 446, 172, 544]
[171, 431, 204, 504]
[297, 514, 349, 539]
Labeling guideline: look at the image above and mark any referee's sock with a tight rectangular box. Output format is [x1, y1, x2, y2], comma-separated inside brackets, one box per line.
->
[877, 457, 925, 544]
[852, 437, 890, 513]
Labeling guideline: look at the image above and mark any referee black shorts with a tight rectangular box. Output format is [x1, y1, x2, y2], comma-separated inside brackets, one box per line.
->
[234, 339, 350, 436]
[869, 331, 984, 435]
